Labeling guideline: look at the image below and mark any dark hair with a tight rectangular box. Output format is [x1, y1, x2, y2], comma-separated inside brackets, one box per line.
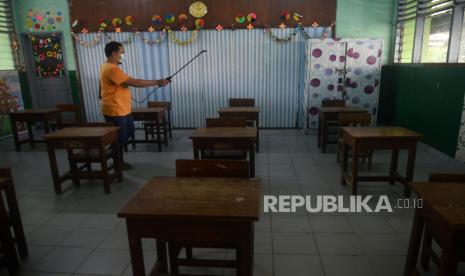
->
[104, 41, 123, 58]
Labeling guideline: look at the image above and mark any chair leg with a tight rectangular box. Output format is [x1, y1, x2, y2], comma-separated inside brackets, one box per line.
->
[420, 227, 433, 270]
[144, 125, 149, 141]
[368, 150, 373, 170]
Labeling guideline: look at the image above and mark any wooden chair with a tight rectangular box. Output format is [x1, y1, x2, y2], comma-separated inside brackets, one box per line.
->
[322, 99, 346, 107]
[52, 104, 82, 130]
[0, 168, 28, 274]
[336, 113, 373, 168]
[143, 101, 172, 140]
[66, 123, 120, 189]
[229, 98, 255, 107]
[319, 99, 346, 141]
[169, 159, 250, 274]
[202, 118, 248, 160]
[420, 173, 465, 271]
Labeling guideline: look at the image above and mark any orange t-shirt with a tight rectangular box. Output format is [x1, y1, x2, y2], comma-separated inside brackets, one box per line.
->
[99, 63, 131, 116]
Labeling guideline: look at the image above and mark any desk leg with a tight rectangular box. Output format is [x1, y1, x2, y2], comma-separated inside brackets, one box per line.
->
[43, 119, 51, 134]
[237, 223, 253, 276]
[100, 145, 111, 194]
[389, 149, 399, 185]
[67, 149, 80, 187]
[27, 121, 34, 147]
[321, 117, 327, 153]
[0, 200, 20, 274]
[128, 235, 145, 276]
[351, 143, 360, 195]
[250, 142, 255, 178]
[193, 143, 199, 159]
[404, 209, 424, 276]
[341, 141, 348, 186]
[404, 144, 417, 198]
[438, 233, 459, 276]
[256, 118, 259, 153]
[162, 116, 168, 147]
[113, 141, 123, 182]
[47, 144, 62, 194]
[317, 116, 321, 148]
[168, 112, 173, 139]
[10, 118, 20, 152]
[156, 117, 162, 152]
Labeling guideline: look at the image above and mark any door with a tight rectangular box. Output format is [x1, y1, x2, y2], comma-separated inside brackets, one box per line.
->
[22, 32, 72, 108]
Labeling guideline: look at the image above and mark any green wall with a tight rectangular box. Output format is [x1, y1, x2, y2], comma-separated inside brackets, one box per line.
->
[336, 0, 397, 64]
[378, 64, 465, 157]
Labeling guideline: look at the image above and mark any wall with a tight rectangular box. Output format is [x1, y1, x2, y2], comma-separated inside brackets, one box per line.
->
[11, 0, 81, 109]
[336, 0, 397, 64]
[378, 64, 465, 157]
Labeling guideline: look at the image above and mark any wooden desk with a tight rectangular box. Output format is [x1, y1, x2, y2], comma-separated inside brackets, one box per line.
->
[190, 127, 257, 177]
[118, 176, 260, 276]
[9, 108, 62, 151]
[218, 107, 260, 152]
[131, 108, 168, 152]
[404, 182, 465, 276]
[43, 127, 122, 194]
[318, 106, 367, 153]
[340, 127, 422, 196]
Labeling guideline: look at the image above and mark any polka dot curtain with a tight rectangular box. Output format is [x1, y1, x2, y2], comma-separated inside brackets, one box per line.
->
[303, 38, 383, 128]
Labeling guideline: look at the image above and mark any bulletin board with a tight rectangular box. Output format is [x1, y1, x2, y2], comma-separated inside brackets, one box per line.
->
[30, 34, 65, 78]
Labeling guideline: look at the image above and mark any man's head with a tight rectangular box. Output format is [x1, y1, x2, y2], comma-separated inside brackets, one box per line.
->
[104, 41, 124, 64]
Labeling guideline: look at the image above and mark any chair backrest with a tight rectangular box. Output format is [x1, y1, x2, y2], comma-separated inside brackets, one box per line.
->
[338, 113, 371, 127]
[56, 103, 82, 123]
[176, 159, 250, 178]
[206, 117, 247, 127]
[229, 98, 255, 107]
[322, 99, 346, 107]
[428, 173, 465, 183]
[148, 101, 171, 110]
[76, 122, 114, 127]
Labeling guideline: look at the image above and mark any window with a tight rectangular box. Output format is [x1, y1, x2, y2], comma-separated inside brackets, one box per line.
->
[0, 0, 15, 70]
[392, 0, 465, 63]
[421, 11, 453, 62]
[394, 20, 416, 63]
[458, 8, 465, 62]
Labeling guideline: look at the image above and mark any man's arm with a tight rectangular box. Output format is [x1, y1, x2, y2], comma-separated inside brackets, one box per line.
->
[123, 78, 170, 88]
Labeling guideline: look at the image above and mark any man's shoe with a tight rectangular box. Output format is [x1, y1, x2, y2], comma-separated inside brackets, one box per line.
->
[121, 162, 133, 171]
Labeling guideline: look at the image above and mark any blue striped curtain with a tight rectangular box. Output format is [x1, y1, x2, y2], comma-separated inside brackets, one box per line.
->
[75, 27, 329, 127]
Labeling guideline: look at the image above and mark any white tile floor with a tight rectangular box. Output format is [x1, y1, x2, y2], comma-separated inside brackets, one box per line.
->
[1, 129, 465, 276]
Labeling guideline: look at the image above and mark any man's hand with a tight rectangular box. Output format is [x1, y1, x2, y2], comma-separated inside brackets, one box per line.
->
[158, 79, 170, 87]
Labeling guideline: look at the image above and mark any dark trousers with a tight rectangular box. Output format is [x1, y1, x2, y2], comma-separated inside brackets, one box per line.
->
[104, 114, 135, 161]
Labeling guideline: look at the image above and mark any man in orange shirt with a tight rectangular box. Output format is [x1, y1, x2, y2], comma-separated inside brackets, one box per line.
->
[100, 41, 170, 169]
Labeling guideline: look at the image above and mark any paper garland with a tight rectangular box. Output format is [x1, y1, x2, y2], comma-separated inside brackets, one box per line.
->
[166, 26, 200, 46]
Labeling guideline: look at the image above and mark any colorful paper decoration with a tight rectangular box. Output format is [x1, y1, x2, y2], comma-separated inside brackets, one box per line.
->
[195, 19, 205, 28]
[279, 23, 286, 29]
[312, 22, 319, 28]
[71, 31, 103, 48]
[246, 24, 254, 30]
[152, 15, 163, 25]
[180, 26, 188, 32]
[293, 13, 303, 22]
[115, 27, 122, 33]
[281, 12, 291, 21]
[29, 35, 65, 78]
[99, 19, 109, 30]
[167, 26, 200, 46]
[125, 16, 134, 26]
[216, 24, 223, 31]
[247, 13, 257, 23]
[235, 14, 245, 24]
[189, 1, 208, 18]
[178, 13, 188, 22]
[26, 9, 63, 31]
[165, 14, 175, 24]
[136, 30, 166, 45]
[148, 26, 155, 32]
[112, 17, 122, 27]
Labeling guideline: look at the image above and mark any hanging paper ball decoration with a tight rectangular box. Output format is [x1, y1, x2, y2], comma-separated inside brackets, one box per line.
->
[112, 17, 122, 27]
[281, 12, 290, 21]
[178, 13, 188, 22]
[247, 13, 257, 23]
[165, 14, 175, 24]
[72, 19, 79, 28]
[235, 14, 245, 24]
[293, 13, 303, 22]
[152, 15, 163, 25]
[125, 16, 134, 26]
[99, 19, 109, 29]
[195, 18, 205, 28]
